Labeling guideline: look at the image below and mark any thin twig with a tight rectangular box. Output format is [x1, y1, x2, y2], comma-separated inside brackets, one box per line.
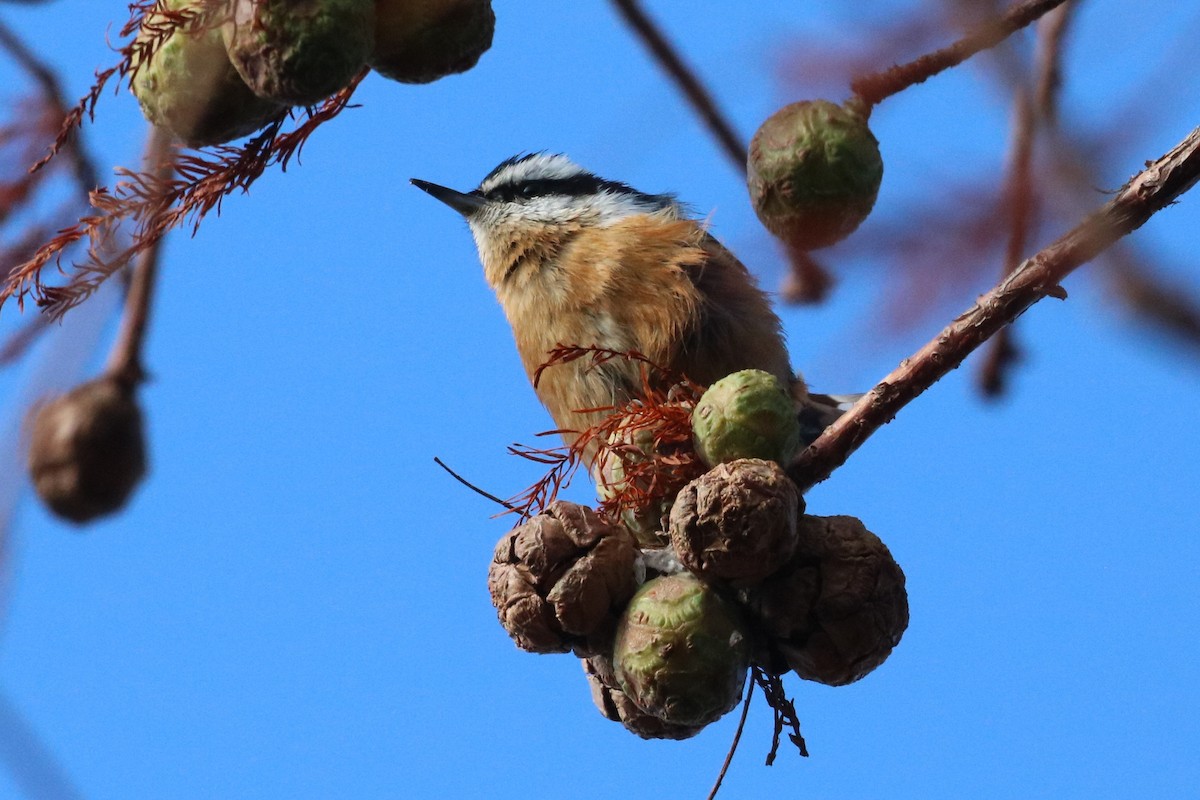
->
[978, 87, 1035, 397]
[705, 677, 753, 800]
[0, 691, 84, 800]
[609, 0, 747, 174]
[791, 125, 1200, 491]
[980, 4, 1071, 396]
[851, 0, 1071, 108]
[780, 243, 833, 305]
[1105, 246, 1200, 353]
[1032, 3, 1073, 125]
[104, 126, 174, 386]
[433, 457, 519, 512]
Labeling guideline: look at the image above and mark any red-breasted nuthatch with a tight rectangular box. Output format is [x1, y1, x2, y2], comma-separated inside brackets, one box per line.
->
[412, 153, 846, 457]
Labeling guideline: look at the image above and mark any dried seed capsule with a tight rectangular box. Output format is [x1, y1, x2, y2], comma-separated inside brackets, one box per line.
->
[670, 459, 801, 585]
[370, 0, 494, 84]
[223, 0, 374, 105]
[487, 501, 639, 656]
[613, 573, 749, 728]
[740, 514, 908, 686]
[27, 376, 147, 525]
[131, 0, 282, 147]
[692, 369, 800, 468]
[748, 100, 883, 250]
[582, 654, 704, 740]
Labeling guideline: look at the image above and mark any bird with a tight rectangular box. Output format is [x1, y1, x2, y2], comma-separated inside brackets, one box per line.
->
[411, 153, 847, 462]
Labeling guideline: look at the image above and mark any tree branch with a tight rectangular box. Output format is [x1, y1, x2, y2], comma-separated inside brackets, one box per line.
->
[851, 0, 1071, 108]
[790, 124, 1200, 491]
[609, 0, 747, 174]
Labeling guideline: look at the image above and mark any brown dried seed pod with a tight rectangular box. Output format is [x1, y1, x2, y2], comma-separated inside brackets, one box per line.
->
[582, 655, 704, 740]
[487, 501, 639, 656]
[27, 376, 147, 525]
[740, 514, 908, 686]
[670, 458, 802, 585]
[370, 0, 495, 84]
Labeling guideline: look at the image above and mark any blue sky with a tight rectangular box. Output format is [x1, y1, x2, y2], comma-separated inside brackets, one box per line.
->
[0, 1, 1198, 798]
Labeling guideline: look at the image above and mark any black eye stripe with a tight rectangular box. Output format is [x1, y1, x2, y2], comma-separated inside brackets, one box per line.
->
[482, 175, 644, 203]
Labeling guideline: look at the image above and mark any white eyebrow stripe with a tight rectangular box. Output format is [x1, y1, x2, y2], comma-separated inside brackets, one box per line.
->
[478, 154, 586, 193]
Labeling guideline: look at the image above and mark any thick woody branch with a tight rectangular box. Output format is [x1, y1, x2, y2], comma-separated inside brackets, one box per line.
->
[609, 0, 747, 174]
[790, 125, 1200, 491]
[851, 0, 1070, 108]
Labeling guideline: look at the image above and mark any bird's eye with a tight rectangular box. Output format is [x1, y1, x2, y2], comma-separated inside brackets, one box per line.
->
[517, 183, 538, 198]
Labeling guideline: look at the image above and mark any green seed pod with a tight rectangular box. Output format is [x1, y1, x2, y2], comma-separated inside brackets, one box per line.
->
[747, 100, 883, 250]
[131, 0, 283, 147]
[224, 0, 374, 105]
[370, 0, 494, 84]
[26, 376, 147, 525]
[692, 369, 800, 468]
[582, 655, 704, 740]
[613, 573, 749, 728]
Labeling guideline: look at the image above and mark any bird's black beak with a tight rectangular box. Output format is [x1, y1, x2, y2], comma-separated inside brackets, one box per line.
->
[410, 178, 487, 217]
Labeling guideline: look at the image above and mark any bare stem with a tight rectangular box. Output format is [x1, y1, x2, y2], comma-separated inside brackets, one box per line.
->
[851, 0, 1071, 108]
[979, 4, 1073, 396]
[432, 457, 518, 513]
[1032, 3, 1073, 124]
[978, 87, 1035, 397]
[609, 0, 747, 174]
[104, 127, 175, 386]
[790, 124, 1200, 491]
[780, 243, 834, 305]
[705, 680, 753, 800]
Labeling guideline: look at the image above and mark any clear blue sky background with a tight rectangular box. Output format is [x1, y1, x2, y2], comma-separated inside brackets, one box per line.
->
[0, 1, 1198, 798]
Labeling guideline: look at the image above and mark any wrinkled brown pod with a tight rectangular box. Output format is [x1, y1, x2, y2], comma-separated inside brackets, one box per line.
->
[487, 501, 639, 656]
[740, 514, 907, 686]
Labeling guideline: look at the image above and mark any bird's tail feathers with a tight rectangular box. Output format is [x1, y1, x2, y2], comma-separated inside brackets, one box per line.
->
[797, 392, 863, 444]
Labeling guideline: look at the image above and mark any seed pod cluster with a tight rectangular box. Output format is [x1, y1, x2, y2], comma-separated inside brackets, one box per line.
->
[132, 0, 496, 146]
[489, 368, 909, 742]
